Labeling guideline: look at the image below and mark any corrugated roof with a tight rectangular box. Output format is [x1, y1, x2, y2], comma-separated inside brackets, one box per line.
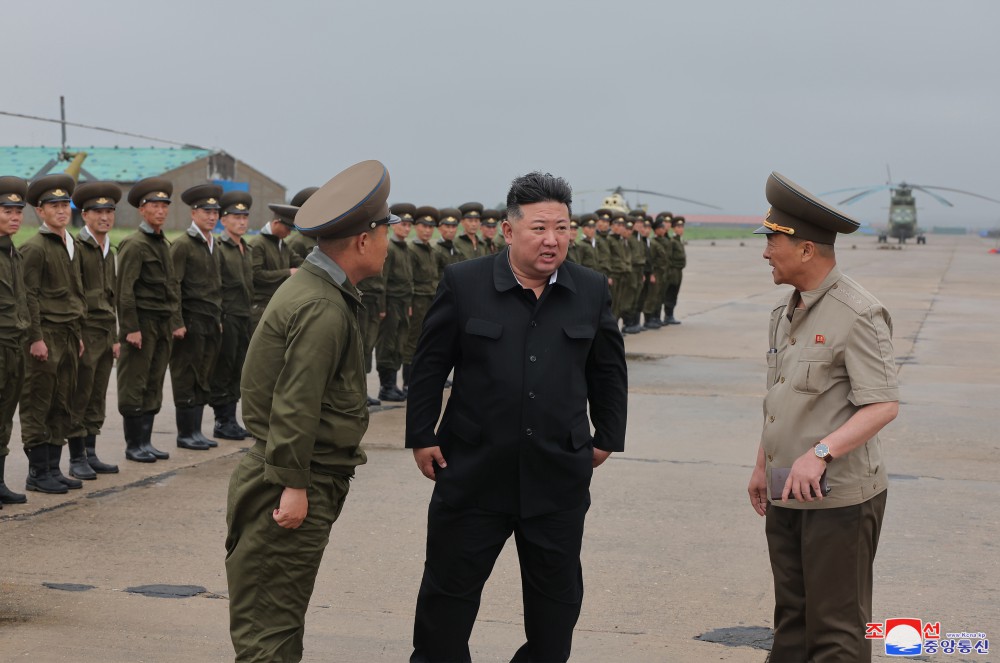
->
[0, 146, 212, 182]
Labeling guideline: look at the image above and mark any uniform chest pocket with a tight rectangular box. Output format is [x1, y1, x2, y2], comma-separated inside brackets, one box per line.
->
[791, 347, 835, 394]
[141, 257, 167, 284]
[465, 318, 502, 339]
[766, 351, 777, 388]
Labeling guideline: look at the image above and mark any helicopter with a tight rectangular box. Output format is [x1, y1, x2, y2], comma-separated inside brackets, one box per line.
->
[823, 171, 1000, 244]
[577, 186, 721, 215]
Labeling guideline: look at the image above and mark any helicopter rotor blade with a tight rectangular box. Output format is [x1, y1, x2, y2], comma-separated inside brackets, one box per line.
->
[820, 185, 886, 196]
[835, 186, 893, 205]
[908, 186, 954, 207]
[609, 187, 722, 210]
[917, 185, 1000, 205]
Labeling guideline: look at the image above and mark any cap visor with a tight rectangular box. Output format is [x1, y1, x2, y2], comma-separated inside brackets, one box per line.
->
[753, 225, 775, 235]
[386, 213, 401, 225]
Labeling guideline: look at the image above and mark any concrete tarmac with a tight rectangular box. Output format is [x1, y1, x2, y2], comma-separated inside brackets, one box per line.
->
[1, 234, 998, 662]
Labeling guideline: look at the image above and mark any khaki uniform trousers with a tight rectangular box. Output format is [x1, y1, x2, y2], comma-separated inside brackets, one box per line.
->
[71, 325, 115, 437]
[19, 324, 79, 450]
[225, 448, 350, 662]
[117, 314, 173, 417]
[0, 343, 25, 457]
[765, 491, 887, 663]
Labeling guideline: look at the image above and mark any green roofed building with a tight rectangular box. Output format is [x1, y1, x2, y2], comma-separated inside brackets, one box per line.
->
[0, 146, 285, 231]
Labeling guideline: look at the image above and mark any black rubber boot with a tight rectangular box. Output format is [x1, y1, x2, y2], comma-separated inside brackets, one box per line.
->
[190, 405, 217, 448]
[213, 403, 246, 441]
[140, 413, 170, 460]
[47, 444, 83, 490]
[25, 445, 67, 494]
[85, 434, 119, 474]
[0, 455, 28, 504]
[124, 415, 155, 463]
[622, 314, 643, 334]
[377, 369, 406, 402]
[367, 395, 381, 407]
[68, 437, 97, 480]
[176, 406, 211, 450]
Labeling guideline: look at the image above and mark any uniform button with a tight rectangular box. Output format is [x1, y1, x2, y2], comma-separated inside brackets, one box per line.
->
[529, 355, 536, 362]
[832, 283, 838, 289]
[526, 428, 533, 436]
[769, 415, 775, 423]
[779, 376, 785, 383]
[528, 391, 535, 399]
[530, 321, 537, 327]
[767, 454, 773, 462]
[790, 338, 796, 345]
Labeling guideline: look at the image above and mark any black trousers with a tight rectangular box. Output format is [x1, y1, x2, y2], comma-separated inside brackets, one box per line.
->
[765, 491, 887, 663]
[411, 496, 589, 663]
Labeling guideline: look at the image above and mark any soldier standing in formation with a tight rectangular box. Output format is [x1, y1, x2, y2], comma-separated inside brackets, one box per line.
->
[565, 218, 580, 263]
[643, 216, 671, 329]
[594, 210, 613, 277]
[434, 208, 462, 274]
[0, 177, 29, 506]
[284, 187, 320, 261]
[19, 175, 86, 493]
[480, 209, 501, 254]
[663, 216, 687, 324]
[248, 204, 302, 331]
[67, 182, 122, 479]
[622, 216, 646, 334]
[454, 202, 484, 261]
[403, 206, 439, 392]
[634, 216, 656, 329]
[209, 190, 254, 441]
[604, 211, 631, 328]
[357, 269, 386, 407]
[116, 177, 181, 463]
[376, 204, 414, 401]
[169, 185, 224, 451]
[575, 215, 601, 273]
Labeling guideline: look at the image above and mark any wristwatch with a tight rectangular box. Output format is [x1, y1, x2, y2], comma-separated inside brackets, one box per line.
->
[814, 443, 833, 463]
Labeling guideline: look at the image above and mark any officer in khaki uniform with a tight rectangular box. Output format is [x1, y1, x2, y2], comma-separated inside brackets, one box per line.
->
[210, 191, 255, 441]
[375, 203, 414, 401]
[575, 214, 601, 272]
[284, 186, 320, 261]
[226, 160, 398, 663]
[248, 204, 303, 331]
[19, 175, 87, 494]
[116, 178, 182, 463]
[67, 182, 122, 480]
[454, 201, 484, 261]
[403, 205, 439, 391]
[663, 216, 687, 324]
[434, 208, 462, 274]
[0, 176, 29, 505]
[169, 184, 224, 451]
[747, 172, 899, 663]
[480, 209, 502, 254]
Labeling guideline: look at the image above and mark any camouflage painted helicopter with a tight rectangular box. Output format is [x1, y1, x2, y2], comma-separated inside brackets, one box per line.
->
[823, 175, 1000, 244]
[577, 186, 721, 215]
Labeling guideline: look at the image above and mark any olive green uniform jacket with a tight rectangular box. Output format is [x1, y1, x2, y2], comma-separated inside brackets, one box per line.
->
[248, 226, 303, 323]
[576, 237, 601, 273]
[454, 233, 484, 262]
[434, 239, 461, 275]
[667, 234, 686, 285]
[0, 235, 28, 456]
[217, 234, 254, 319]
[171, 226, 223, 325]
[116, 224, 183, 335]
[286, 232, 317, 263]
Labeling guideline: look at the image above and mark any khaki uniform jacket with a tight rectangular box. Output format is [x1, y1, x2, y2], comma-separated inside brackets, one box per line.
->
[74, 227, 117, 335]
[171, 226, 223, 325]
[762, 267, 898, 510]
[116, 225, 183, 334]
[454, 233, 484, 262]
[217, 234, 254, 318]
[20, 226, 86, 342]
[576, 237, 601, 272]
[0, 235, 29, 346]
[384, 238, 414, 301]
[241, 252, 369, 488]
[409, 239, 439, 296]
[248, 230, 303, 311]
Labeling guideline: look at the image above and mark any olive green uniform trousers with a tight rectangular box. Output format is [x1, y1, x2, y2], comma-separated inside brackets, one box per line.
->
[0, 343, 24, 457]
[210, 314, 250, 408]
[404, 293, 434, 366]
[375, 296, 409, 373]
[20, 324, 79, 450]
[358, 293, 382, 374]
[117, 315, 173, 417]
[225, 446, 351, 662]
[169, 313, 221, 408]
[70, 325, 115, 437]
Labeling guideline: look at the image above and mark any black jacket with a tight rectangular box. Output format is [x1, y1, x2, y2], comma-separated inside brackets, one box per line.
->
[406, 250, 627, 518]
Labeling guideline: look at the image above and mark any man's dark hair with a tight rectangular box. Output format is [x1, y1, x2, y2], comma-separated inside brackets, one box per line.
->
[506, 172, 572, 220]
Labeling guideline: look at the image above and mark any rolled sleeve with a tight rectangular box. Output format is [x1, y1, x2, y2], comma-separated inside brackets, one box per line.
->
[846, 305, 899, 406]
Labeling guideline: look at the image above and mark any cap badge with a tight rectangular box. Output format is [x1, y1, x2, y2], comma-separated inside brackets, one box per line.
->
[235, 203, 247, 211]
[9, 194, 21, 202]
[155, 192, 168, 198]
[53, 189, 66, 197]
[96, 197, 110, 204]
[207, 198, 217, 205]
[815, 334, 826, 345]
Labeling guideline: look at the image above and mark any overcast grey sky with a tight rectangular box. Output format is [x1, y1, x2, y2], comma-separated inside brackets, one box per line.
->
[4, 0, 999, 227]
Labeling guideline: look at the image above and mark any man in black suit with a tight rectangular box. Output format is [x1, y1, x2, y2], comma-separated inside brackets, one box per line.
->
[405, 172, 628, 663]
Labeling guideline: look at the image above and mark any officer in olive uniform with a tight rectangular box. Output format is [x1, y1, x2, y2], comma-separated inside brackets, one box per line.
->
[565, 218, 580, 263]
[404, 205, 440, 391]
[356, 271, 386, 406]
[67, 182, 122, 480]
[116, 177, 182, 463]
[248, 205, 303, 331]
[748, 172, 899, 662]
[210, 191, 255, 441]
[622, 215, 647, 333]
[663, 216, 687, 324]
[480, 209, 502, 254]
[643, 216, 671, 329]
[493, 209, 508, 253]
[603, 210, 631, 325]
[434, 208, 463, 274]
[169, 184, 224, 451]
[594, 210, 613, 277]
[284, 186, 319, 261]
[574, 214, 600, 273]
[375, 203, 414, 401]
[19, 175, 87, 494]
[454, 202, 484, 261]
[634, 216, 656, 329]
[0, 176, 29, 505]
[226, 159, 398, 663]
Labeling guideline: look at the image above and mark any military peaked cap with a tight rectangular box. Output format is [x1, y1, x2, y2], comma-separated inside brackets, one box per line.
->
[290, 186, 319, 208]
[459, 202, 483, 218]
[754, 171, 859, 244]
[438, 207, 461, 226]
[414, 205, 439, 225]
[295, 160, 399, 239]
[128, 177, 173, 208]
[220, 190, 253, 216]
[27, 174, 74, 206]
[390, 203, 417, 221]
[72, 181, 121, 211]
[181, 184, 223, 210]
[0, 176, 27, 207]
